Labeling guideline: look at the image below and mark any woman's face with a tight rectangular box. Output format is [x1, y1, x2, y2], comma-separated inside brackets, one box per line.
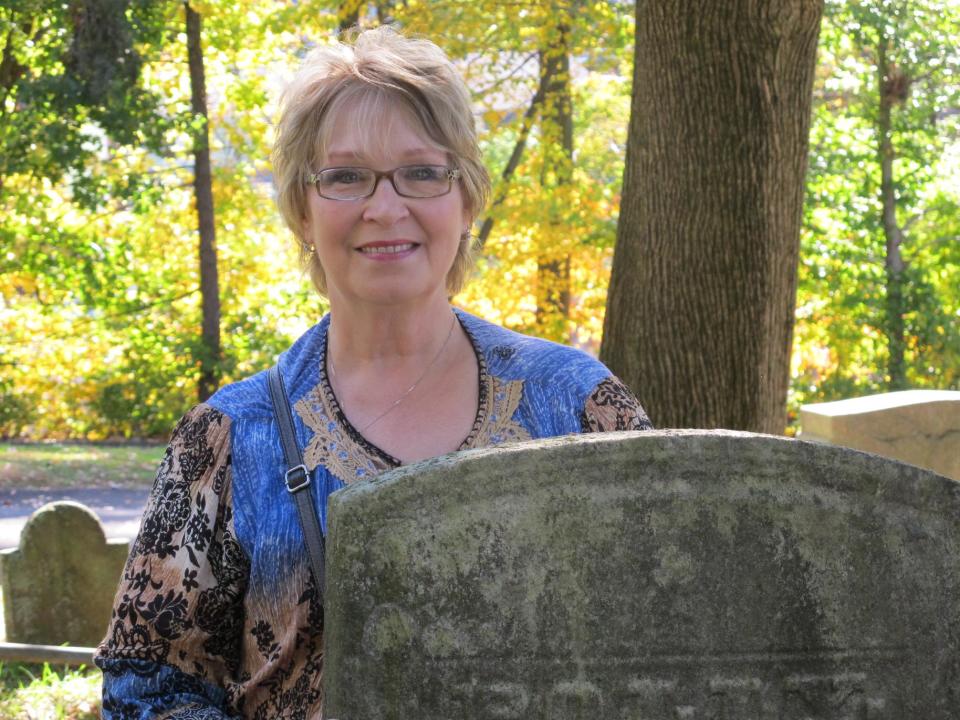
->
[302, 101, 470, 309]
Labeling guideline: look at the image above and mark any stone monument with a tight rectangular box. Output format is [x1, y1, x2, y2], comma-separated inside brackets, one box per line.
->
[800, 389, 960, 480]
[324, 430, 960, 719]
[0, 501, 129, 646]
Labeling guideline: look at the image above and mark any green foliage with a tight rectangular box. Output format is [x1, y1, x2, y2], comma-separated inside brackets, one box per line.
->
[1, 0, 635, 437]
[792, 0, 960, 419]
[398, 0, 634, 345]
[1, 0, 336, 438]
[1, 0, 957, 438]
[0, 0, 172, 188]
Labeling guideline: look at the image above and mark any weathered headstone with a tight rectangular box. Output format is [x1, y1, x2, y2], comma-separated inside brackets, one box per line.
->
[325, 430, 960, 719]
[0, 501, 129, 646]
[800, 389, 960, 480]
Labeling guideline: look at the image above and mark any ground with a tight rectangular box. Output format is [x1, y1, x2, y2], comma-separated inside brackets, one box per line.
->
[0, 442, 163, 490]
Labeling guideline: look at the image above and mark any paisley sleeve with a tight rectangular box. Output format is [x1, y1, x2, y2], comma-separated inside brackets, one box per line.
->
[580, 375, 655, 432]
[95, 404, 250, 720]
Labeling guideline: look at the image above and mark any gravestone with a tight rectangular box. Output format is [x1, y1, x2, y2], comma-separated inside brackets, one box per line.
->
[325, 430, 960, 719]
[800, 389, 960, 480]
[0, 501, 129, 646]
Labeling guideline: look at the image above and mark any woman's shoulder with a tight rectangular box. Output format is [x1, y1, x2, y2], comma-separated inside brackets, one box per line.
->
[456, 309, 610, 396]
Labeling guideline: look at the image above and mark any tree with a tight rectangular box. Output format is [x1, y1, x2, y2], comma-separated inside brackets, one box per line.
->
[0, 0, 168, 189]
[863, 0, 960, 390]
[535, 8, 574, 337]
[0, 0, 336, 438]
[398, 0, 632, 343]
[1, 1, 640, 437]
[793, 0, 960, 407]
[185, 1, 220, 401]
[601, 0, 824, 433]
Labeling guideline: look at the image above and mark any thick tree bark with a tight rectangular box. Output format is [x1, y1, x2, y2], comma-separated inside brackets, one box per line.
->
[877, 40, 907, 390]
[535, 15, 573, 336]
[185, 2, 220, 401]
[600, 0, 823, 433]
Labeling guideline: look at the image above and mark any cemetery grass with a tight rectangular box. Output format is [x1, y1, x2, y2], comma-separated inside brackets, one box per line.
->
[0, 442, 164, 489]
[0, 662, 100, 719]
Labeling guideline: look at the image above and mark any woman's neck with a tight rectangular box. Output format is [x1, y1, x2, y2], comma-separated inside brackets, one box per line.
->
[326, 293, 457, 369]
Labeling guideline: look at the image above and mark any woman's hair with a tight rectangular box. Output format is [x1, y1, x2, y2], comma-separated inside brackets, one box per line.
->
[272, 26, 490, 296]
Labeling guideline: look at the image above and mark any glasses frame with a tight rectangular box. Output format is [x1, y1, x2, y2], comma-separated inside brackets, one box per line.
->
[306, 165, 461, 201]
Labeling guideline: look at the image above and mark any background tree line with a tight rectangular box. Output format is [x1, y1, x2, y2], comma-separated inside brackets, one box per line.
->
[1, 0, 957, 439]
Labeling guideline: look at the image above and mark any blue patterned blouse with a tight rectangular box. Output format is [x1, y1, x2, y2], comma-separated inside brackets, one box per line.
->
[95, 308, 652, 719]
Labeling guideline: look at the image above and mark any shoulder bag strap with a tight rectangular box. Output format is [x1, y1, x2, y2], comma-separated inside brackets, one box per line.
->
[267, 365, 326, 604]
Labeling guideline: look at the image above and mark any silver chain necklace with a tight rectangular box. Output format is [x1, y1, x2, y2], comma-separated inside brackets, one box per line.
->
[328, 312, 458, 433]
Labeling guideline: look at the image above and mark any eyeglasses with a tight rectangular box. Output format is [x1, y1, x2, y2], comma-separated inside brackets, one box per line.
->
[307, 164, 461, 201]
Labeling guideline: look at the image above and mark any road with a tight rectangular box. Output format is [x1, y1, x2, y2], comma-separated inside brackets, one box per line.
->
[0, 487, 150, 550]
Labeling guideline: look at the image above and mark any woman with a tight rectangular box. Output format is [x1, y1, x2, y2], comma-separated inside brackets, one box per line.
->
[96, 26, 652, 719]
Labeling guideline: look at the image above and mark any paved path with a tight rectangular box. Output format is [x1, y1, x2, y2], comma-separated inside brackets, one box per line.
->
[0, 487, 150, 550]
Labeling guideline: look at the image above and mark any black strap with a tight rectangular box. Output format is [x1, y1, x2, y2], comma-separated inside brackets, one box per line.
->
[267, 365, 326, 603]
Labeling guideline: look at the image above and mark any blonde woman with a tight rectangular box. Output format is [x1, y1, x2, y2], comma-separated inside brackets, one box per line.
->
[96, 26, 652, 719]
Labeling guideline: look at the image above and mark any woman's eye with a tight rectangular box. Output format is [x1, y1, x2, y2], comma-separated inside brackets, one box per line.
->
[324, 169, 366, 185]
[404, 165, 443, 181]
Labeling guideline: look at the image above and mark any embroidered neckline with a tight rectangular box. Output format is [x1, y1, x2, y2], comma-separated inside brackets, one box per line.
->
[293, 310, 530, 484]
[318, 308, 490, 466]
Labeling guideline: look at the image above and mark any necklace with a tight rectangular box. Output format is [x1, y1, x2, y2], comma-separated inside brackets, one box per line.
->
[328, 312, 458, 433]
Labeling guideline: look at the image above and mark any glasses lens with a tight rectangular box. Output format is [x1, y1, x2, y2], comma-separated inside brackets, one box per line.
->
[317, 168, 374, 199]
[394, 165, 451, 198]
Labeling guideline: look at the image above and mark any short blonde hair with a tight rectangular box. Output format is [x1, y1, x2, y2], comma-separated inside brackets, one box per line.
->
[272, 26, 491, 296]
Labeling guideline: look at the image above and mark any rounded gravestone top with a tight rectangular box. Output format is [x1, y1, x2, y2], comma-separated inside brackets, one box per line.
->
[20, 500, 108, 549]
[325, 430, 960, 719]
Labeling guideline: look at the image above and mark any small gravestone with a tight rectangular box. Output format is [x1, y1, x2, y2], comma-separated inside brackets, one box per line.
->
[325, 430, 960, 719]
[801, 389, 960, 480]
[0, 501, 129, 646]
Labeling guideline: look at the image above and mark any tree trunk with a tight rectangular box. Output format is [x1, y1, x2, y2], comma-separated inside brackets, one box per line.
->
[600, 0, 823, 433]
[877, 40, 907, 390]
[535, 14, 573, 338]
[185, 2, 220, 401]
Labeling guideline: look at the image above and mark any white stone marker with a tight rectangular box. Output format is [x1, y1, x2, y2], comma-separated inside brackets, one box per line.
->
[800, 389, 960, 480]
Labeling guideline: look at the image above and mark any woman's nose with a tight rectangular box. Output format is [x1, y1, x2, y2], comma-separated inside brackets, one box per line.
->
[362, 176, 410, 224]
